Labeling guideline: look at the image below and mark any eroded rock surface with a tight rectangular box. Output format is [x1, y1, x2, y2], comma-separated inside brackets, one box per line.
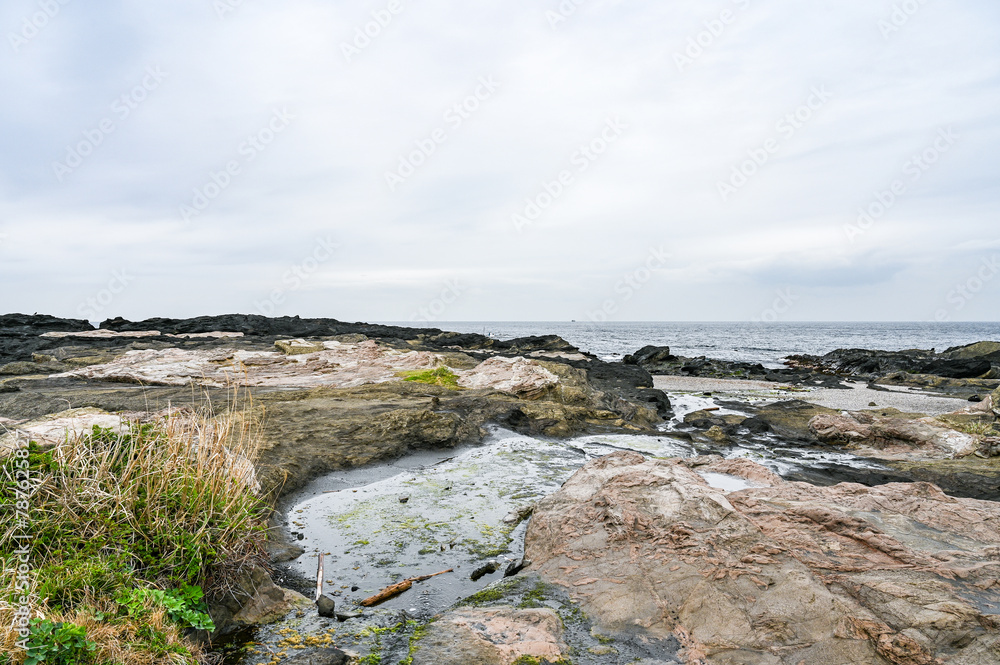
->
[809, 412, 980, 459]
[525, 452, 1000, 665]
[411, 608, 566, 665]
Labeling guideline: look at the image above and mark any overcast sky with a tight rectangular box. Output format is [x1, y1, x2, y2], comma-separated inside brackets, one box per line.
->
[1, 0, 998, 324]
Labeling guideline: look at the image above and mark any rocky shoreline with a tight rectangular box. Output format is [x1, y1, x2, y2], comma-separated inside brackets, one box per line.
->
[3, 314, 1000, 665]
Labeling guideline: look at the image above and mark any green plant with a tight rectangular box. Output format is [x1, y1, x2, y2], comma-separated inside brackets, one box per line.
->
[24, 619, 96, 665]
[117, 584, 215, 631]
[400, 367, 460, 388]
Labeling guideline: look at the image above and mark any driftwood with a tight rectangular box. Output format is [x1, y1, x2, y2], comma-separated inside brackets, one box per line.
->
[359, 568, 453, 607]
[315, 553, 325, 602]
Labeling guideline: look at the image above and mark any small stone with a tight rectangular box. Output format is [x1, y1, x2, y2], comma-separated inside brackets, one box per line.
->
[470, 561, 501, 581]
[399, 496, 409, 504]
[504, 558, 529, 577]
[336, 610, 363, 621]
[869, 401, 878, 407]
[316, 594, 337, 618]
[296, 532, 305, 541]
[969, 395, 983, 402]
[351, 585, 359, 592]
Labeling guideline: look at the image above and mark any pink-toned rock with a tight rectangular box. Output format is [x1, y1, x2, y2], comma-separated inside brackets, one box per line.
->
[456, 357, 559, 399]
[55, 341, 445, 388]
[40, 329, 162, 338]
[525, 451, 1000, 665]
[54, 341, 568, 398]
[0, 407, 124, 455]
[411, 608, 565, 665]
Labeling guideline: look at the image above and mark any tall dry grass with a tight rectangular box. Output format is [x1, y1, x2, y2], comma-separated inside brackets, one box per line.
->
[0, 396, 270, 664]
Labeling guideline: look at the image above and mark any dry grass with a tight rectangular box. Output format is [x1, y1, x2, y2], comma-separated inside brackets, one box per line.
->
[0, 394, 269, 665]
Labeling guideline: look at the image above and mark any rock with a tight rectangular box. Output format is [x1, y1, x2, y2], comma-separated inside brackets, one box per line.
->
[316, 594, 336, 618]
[993, 386, 1000, 417]
[1, 361, 53, 375]
[209, 566, 311, 633]
[279, 648, 350, 665]
[502, 504, 534, 525]
[275, 339, 326, 355]
[788, 346, 998, 381]
[0, 407, 125, 457]
[921, 357, 993, 378]
[752, 400, 839, 441]
[525, 451, 1000, 665]
[623, 345, 675, 365]
[470, 561, 501, 581]
[457, 356, 559, 399]
[704, 425, 730, 442]
[809, 412, 980, 459]
[399, 496, 409, 504]
[411, 608, 566, 665]
[335, 610, 362, 621]
[740, 417, 770, 434]
[56, 341, 454, 389]
[40, 329, 162, 339]
[942, 340, 1000, 362]
[504, 558, 529, 578]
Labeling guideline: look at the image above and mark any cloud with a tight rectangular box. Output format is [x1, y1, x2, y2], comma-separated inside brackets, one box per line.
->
[0, 0, 998, 322]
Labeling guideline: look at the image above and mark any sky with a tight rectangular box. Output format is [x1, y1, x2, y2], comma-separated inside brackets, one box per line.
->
[0, 0, 998, 325]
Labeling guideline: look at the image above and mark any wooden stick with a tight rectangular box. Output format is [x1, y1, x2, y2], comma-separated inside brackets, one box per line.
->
[359, 568, 453, 607]
[408, 568, 453, 583]
[315, 553, 324, 602]
[360, 579, 412, 607]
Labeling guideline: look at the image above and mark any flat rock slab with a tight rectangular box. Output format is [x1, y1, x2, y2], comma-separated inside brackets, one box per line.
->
[525, 451, 1000, 665]
[412, 608, 565, 665]
[0, 406, 124, 455]
[53, 340, 562, 397]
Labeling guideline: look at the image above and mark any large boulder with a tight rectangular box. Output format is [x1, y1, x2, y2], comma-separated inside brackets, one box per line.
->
[525, 452, 1000, 665]
[623, 345, 676, 365]
[993, 385, 1000, 417]
[942, 341, 1000, 363]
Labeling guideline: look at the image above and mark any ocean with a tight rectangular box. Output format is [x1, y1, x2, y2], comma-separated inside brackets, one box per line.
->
[389, 322, 1000, 368]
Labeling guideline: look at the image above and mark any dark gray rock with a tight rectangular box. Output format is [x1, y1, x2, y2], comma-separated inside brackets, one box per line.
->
[316, 593, 336, 618]
[470, 561, 501, 581]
